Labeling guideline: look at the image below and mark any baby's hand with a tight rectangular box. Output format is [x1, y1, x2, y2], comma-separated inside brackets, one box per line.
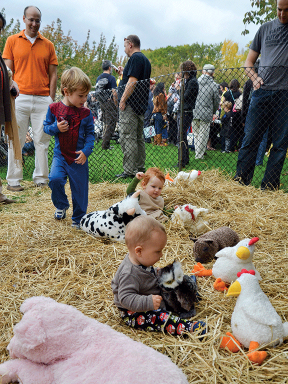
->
[75, 150, 87, 165]
[136, 172, 145, 180]
[152, 295, 162, 310]
[57, 119, 69, 132]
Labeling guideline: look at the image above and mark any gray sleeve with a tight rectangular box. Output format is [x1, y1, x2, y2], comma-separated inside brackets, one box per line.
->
[117, 273, 155, 312]
[213, 85, 220, 114]
[250, 26, 262, 53]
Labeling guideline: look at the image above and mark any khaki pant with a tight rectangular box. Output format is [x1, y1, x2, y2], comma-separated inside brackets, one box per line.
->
[100, 99, 118, 149]
[192, 119, 210, 159]
[119, 105, 146, 174]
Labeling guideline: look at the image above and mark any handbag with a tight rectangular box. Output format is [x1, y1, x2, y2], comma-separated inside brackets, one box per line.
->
[230, 90, 242, 113]
[143, 125, 156, 139]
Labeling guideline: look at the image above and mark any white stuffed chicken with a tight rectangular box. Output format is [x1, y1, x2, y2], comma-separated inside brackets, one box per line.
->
[220, 269, 288, 365]
[173, 170, 202, 184]
[171, 204, 209, 235]
[164, 170, 201, 187]
[192, 237, 261, 291]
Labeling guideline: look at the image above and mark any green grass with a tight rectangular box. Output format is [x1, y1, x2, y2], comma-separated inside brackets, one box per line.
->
[1, 139, 288, 190]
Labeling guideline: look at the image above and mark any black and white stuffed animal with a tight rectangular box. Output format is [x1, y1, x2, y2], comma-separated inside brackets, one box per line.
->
[80, 191, 146, 242]
[157, 261, 200, 319]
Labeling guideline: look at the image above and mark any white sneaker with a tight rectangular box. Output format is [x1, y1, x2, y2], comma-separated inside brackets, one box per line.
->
[54, 207, 68, 220]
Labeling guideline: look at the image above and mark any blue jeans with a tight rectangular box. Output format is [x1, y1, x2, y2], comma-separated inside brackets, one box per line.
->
[255, 129, 269, 166]
[153, 112, 168, 139]
[49, 155, 89, 224]
[235, 89, 288, 189]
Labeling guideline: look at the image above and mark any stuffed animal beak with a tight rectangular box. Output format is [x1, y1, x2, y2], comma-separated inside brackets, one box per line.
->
[235, 246, 250, 260]
[226, 280, 241, 297]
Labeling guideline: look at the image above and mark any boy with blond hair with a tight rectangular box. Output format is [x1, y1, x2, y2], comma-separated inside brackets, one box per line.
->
[43, 67, 95, 228]
[111, 216, 206, 336]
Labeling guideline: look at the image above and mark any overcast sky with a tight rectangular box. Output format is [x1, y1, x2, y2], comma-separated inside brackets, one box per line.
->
[3, 0, 260, 57]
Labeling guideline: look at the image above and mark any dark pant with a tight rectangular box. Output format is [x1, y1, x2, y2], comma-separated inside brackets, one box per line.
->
[235, 89, 288, 190]
[229, 111, 244, 152]
[100, 99, 118, 149]
[119, 308, 206, 336]
[168, 114, 178, 145]
[177, 111, 193, 167]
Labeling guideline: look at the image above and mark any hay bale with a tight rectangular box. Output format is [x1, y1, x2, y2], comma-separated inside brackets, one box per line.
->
[1, 170, 288, 383]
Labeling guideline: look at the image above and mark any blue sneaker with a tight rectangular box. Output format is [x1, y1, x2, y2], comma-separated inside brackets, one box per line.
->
[54, 207, 68, 220]
[71, 221, 80, 230]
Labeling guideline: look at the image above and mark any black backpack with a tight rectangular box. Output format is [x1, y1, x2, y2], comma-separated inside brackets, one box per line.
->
[95, 77, 111, 103]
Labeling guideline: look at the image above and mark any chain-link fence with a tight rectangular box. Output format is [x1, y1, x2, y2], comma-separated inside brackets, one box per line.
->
[1, 66, 288, 190]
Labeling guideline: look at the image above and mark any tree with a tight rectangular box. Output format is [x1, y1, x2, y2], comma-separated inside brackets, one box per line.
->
[220, 39, 248, 68]
[142, 43, 222, 76]
[41, 20, 119, 87]
[242, 0, 277, 35]
[0, 9, 119, 89]
[0, 8, 21, 53]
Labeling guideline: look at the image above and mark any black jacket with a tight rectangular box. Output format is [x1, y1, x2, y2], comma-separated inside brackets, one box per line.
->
[182, 73, 199, 112]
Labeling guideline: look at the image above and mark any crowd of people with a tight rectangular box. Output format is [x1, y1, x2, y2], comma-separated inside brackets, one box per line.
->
[1, 0, 288, 211]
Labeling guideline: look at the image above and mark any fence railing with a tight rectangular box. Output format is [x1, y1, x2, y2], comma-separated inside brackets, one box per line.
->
[1, 66, 288, 191]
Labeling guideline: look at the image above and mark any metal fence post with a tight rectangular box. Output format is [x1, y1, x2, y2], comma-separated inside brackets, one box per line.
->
[179, 72, 185, 172]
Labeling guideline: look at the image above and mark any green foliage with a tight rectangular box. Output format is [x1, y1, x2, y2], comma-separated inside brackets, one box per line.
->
[0, 9, 119, 89]
[242, 0, 277, 35]
[41, 19, 119, 87]
[0, 8, 21, 54]
[142, 43, 223, 76]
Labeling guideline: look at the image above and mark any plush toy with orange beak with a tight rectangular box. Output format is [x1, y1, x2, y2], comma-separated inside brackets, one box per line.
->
[192, 238, 261, 291]
[220, 269, 288, 365]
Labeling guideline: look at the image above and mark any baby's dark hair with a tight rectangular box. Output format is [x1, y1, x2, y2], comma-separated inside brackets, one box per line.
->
[125, 216, 166, 249]
[141, 167, 165, 188]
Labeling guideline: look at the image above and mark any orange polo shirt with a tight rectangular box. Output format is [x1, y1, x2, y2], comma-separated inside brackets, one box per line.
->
[3, 30, 58, 96]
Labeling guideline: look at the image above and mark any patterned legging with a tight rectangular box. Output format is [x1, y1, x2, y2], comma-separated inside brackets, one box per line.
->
[119, 308, 206, 336]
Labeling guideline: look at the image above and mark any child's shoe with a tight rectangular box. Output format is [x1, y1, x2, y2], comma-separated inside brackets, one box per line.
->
[191, 320, 207, 340]
[71, 221, 81, 230]
[54, 207, 68, 220]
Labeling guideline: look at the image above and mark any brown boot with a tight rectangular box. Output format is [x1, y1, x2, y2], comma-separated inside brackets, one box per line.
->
[160, 138, 168, 146]
[153, 134, 162, 145]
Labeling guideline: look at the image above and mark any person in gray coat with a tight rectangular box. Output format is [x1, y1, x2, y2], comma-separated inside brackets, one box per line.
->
[192, 64, 219, 159]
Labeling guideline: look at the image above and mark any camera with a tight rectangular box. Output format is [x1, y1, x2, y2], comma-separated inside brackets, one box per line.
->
[10, 87, 17, 97]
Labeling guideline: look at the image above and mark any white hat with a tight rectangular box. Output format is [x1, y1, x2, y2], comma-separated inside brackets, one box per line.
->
[203, 64, 215, 73]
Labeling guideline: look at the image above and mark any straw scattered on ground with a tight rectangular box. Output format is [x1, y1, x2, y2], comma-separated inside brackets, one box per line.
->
[1, 169, 288, 383]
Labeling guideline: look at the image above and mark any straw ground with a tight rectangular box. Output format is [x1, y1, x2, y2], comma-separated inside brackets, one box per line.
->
[1, 169, 288, 383]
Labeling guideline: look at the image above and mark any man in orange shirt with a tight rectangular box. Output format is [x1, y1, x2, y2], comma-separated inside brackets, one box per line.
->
[3, 5, 58, 191]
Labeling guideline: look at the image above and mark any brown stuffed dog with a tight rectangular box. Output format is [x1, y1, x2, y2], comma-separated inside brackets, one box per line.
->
[191, 226, 240, 263]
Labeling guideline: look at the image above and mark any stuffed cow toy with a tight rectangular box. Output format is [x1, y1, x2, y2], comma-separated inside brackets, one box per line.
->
[80, 191, 146, 241]
[0, 296, 189, 384]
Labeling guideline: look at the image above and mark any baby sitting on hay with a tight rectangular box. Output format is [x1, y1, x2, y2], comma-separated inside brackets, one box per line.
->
[81, 167, 206, 241]
[111, 215, 207, 337]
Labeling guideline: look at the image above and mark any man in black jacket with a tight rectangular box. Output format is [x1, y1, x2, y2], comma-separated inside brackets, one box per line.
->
[177, 61, 199, 167]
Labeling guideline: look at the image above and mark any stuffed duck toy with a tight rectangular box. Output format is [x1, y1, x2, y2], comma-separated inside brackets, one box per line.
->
[192, 237, 261, 291]
[164, 170, 201, 186]
[220, 269, 288, 365]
